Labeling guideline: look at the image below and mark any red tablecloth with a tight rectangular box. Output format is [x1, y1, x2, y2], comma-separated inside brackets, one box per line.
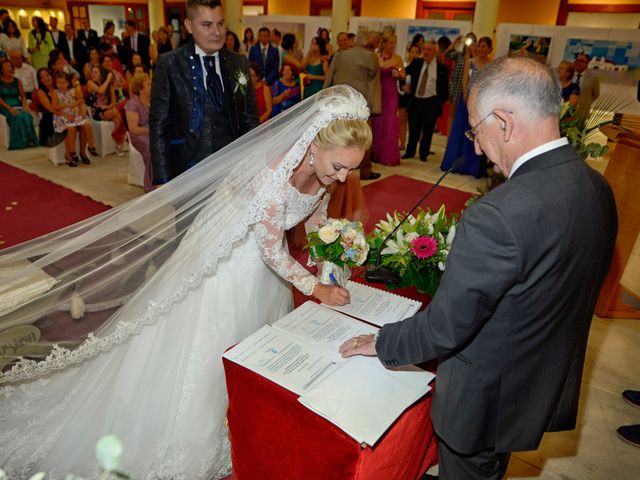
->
[225, 277, 438, 479]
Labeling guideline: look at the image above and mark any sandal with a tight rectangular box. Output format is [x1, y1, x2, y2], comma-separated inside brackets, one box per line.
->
[87, 146, 98, 157]
[71, 153, 81, 165]
[65, 155, 78, 167]
[80, 155, 91, 164]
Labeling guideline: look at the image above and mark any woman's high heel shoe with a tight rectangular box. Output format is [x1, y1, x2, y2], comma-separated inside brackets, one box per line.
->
[71, 153, 81, 165]
[87, 146, 98, 157]
[80, 155, 91, 164]
[65, 155, 78, 167]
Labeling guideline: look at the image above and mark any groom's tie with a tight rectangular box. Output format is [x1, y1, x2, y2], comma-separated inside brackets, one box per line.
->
[204, 55, 224, 111]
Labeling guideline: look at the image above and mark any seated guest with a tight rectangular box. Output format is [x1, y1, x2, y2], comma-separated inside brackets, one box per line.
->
[86, 64, 127, 155]
[51, 71, 96, 166]
[558, 60, 579, 107]
[82, 47, 101, 84]
[225, 31, 240, 53]
[125, 52, 146, 85]
[35, 67, 64, 147]
[0, 18, 29, 60]
[100, 53, 127, 104]
[9, 49, 37, 96]
[48, 48, 81, 82]
[0, 58, 38, 149]
[271, 63, 300, 117]
[125, 72, 152, 192]
[249, 62, 272, 124]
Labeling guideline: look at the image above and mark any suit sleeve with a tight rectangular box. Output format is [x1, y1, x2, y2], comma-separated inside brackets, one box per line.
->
[149, 54, 172, 185]
[323, 52, 337, 89]
[375, 201, 520, 367]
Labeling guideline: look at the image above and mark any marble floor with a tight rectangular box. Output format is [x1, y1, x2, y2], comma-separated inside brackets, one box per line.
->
[2, 133, 638, 479]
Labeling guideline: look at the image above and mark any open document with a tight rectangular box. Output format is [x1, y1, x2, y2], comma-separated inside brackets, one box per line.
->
[223, 301, 435, 446]
[323, 280, 422, 326]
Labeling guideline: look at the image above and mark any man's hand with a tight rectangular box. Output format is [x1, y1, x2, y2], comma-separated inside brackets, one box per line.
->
[339, 334, 377, 358]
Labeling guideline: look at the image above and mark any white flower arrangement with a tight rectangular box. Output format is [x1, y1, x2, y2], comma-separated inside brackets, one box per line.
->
[234, 70, 249, 95]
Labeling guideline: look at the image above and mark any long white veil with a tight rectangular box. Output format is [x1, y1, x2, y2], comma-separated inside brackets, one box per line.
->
[0, 85, 370, 384]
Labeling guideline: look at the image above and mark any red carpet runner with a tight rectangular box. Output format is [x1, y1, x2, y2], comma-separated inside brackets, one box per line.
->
[0, 162, 111, 250]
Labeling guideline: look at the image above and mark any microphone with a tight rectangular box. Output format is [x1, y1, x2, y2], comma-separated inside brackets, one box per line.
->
[365, 157, 465, 284]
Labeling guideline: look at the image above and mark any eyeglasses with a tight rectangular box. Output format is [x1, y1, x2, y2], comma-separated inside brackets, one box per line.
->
[465, 112, 495, 142]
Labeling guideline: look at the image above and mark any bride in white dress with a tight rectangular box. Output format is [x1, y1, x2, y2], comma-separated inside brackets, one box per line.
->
[0, 86, 372, 478]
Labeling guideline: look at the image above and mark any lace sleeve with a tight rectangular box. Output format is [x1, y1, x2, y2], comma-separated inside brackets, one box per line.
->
[253, 198, 319, 297]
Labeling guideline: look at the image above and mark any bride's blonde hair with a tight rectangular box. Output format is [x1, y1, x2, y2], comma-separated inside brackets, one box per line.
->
[314, 118, 372, 152]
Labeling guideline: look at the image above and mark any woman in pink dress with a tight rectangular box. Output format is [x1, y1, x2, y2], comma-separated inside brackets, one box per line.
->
[371, 33, 405, 166]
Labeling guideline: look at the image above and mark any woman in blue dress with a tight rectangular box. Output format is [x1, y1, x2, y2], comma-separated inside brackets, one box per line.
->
[440, 37, 493, 178]
[271, 63, 301, 117]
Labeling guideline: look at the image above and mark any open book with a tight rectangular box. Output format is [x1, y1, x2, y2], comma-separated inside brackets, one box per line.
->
[223, 301, 435, 446]
[323, 280, 422, 327]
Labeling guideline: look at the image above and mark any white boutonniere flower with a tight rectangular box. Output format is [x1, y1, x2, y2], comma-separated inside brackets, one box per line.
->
[234, 70, 248, 95]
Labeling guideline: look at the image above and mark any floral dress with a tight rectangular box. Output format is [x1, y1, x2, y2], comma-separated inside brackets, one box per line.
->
[53, 88, 89, 133]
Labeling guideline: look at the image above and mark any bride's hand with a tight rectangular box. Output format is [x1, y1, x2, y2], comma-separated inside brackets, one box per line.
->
[313, 283, 350, 306]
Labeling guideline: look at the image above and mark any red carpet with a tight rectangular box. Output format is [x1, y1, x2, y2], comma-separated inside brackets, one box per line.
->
[361, 174, 472, 231]
[0, 162, 110, 250]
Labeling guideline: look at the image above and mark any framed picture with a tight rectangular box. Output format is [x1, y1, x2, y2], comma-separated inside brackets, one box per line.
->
[19, 15, 30, 30]
[508, 35, 552, 64]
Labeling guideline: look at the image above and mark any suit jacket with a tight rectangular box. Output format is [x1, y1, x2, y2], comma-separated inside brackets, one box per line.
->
[248, 43, 280, 86]
[376, 144, 617, 454]
[324, 46, 381, 114]
[149, 40, 259, 184]
[121, 32, 151, 68]
[67, 36, 88, 68]
[575, 70, 600, 121]
[77, 28, 99, 52]
[51, 30, 69, 60]
[404, 58, 448, 116]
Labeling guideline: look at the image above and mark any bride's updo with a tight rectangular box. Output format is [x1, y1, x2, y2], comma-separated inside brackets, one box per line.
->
[314, 118, 372, 152]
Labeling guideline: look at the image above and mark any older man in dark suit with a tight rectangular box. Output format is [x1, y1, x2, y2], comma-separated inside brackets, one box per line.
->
[401, 40, 448, 162]
[341, 56, 617, 479]
[149, 0, 258, 186]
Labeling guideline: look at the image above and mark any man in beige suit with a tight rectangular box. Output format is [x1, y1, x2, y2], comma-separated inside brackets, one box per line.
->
[325, 30, 381, 180]
[573, 53, 600, 121]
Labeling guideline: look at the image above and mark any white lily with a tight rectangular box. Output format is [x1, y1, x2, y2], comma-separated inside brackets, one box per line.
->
[446, 224, 456, 245]
[381, 230, 410, 255]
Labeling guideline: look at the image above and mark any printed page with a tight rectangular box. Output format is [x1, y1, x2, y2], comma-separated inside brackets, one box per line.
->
[223, 325, 341, 395]
[272, 301, 378, 352]
[323, 281, 422, 326]
[299, 356, 435, 446]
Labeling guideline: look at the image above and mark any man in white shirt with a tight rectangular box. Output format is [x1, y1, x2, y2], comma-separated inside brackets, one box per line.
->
[9, 49, 37, 97]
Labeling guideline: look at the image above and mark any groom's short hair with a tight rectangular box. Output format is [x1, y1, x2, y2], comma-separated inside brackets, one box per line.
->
[186, 0, 223, 20]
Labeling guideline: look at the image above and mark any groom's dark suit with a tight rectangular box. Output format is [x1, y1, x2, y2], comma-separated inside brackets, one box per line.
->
[377, 144, 616, 456]
[150, 40, 258, 184]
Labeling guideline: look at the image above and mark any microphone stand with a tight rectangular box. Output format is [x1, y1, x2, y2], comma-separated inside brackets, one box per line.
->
[365, 158, 464, 284]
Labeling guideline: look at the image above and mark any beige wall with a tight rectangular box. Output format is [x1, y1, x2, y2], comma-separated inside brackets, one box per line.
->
[497, 0, 560, 25]
[269, 0, 311, 16]
[361, 0, 416, 19]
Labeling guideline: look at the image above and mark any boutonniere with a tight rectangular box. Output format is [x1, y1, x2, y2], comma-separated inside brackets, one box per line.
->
[234, 70, 248, 95]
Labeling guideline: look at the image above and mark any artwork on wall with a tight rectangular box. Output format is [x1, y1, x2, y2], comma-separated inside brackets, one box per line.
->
[263, 21, 306, 47]
[356, 21, 397, 37]
[508, 35, 552, 64]
[563, 38, 640, 71]
[406, 25, 461, 52]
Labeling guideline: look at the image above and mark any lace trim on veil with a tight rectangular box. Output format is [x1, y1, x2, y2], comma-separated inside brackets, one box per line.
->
[2, 95, 369, 385]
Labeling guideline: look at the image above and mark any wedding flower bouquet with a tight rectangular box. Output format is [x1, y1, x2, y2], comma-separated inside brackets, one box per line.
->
[366, 206, 458, 296]
[305, 219, 369, 287]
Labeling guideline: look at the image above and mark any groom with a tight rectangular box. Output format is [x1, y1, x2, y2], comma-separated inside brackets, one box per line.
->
[150, 0, 258, 185]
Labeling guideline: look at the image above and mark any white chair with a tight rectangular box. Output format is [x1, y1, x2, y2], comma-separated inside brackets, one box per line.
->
[0, 115, 9, 150]
[127, 133, 145, 187]
[90, 119, 116, 157]
[47, 136, 81, 166]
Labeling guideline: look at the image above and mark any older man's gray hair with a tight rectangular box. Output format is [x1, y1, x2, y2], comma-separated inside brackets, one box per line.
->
[469, 56, 561, 120]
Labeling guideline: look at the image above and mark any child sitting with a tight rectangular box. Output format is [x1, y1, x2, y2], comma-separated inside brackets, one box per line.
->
[51, 72, 97, 166]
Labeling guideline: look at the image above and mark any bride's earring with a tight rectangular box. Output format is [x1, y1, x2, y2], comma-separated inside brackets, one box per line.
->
[308, 149, 315, 167]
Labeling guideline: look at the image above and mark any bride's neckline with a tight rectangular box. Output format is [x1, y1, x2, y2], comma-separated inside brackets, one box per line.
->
[286, 181, 325, 198]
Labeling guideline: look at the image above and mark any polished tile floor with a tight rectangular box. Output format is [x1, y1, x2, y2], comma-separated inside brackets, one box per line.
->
[2, 133, 638, 479]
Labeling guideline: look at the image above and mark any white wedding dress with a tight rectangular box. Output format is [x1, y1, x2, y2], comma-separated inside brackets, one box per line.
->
[0, 84, 370, 480]
[0, 169, 328, 479]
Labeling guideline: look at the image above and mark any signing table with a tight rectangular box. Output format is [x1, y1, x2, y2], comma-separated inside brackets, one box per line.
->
[223, 278, 437, 480]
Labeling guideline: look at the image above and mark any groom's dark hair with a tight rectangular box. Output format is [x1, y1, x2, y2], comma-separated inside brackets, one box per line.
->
[186, 0, 223, 20]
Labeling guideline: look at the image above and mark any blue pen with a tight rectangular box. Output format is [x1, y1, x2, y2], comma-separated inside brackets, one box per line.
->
[329, 272, 339, 286]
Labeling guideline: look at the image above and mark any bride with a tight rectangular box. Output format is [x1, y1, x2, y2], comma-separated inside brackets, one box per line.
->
[0, 86, 372, 478]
